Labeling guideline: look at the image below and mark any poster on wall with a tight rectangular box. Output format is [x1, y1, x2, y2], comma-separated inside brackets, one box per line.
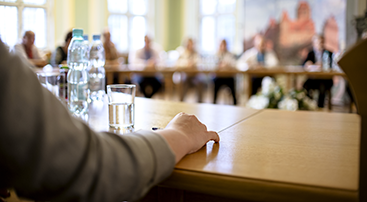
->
[244, 0, 346, 65]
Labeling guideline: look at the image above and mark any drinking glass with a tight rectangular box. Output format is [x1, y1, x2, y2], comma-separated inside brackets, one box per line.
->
[37, 72, 66, 103]
[107, 84, 136, 130]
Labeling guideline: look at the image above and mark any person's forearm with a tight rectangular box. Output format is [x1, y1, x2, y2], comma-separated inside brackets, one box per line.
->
[30, 59, 47, 67]
[157, 129, 190, 163]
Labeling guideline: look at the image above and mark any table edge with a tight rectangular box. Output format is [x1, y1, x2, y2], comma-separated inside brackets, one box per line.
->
[159, 169, 358, 202]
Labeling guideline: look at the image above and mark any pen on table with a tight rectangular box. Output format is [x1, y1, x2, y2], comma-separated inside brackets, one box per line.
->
[152, 127, 163, 131]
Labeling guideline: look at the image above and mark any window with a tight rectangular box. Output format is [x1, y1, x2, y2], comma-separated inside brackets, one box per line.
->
[0, 0, 50, 49]
[199, 0, 236, 54]
[107, 0, 152, 53]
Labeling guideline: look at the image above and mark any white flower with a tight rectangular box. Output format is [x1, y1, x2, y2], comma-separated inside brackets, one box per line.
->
[296, 92, 305, 100]
[247, 95, 269, 109]
[261, 76, 275, 96]
[303, 97, 317, 110]
[274, 91, 281, 100]
[278, 97, 298, 111]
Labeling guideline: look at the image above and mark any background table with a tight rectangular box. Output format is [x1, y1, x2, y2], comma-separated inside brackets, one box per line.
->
[104, 65, 346, 104]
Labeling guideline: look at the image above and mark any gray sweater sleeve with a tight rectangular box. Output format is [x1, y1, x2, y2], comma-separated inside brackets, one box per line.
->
[0, 41, 175, 202]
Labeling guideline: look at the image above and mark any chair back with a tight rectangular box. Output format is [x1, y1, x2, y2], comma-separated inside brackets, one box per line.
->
[338, 39, 367, 202]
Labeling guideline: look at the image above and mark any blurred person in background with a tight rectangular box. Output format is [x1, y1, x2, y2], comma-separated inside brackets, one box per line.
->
[237, 34, 279, 95]
[176, 38, 200, 69]
[212, 39, 237, 105]
[302, 34, 333, 108]
[50, 31, 72, 67]
[130, 35, 163, 98]
[103, 28, 119, 65]
[176, 38, 204, 102]
[11, 30, 47, 67]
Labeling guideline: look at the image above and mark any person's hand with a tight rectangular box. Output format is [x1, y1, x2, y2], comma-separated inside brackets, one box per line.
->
[30, 59, 48, 67]
[157, 113, 219, 163]
[305, 62, 321, 72]
[187, 61, 197, 70]
[218, 62, 229, 70]
[166, 112, 219, 154]
[251, 64, 264, 70]
[146, 59, 156, 69]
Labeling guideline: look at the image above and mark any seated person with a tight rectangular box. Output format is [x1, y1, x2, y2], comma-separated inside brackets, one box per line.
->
[50, 31, 72, 67]
[129, 35, 163, 98]
[176, 38, 204, 102]
[103, 29, 119, 65]
[237, 34, 279, 95]
[11, 31, 47, 67]
[303, 34, 333, 108]
[213, 39, 237, 105]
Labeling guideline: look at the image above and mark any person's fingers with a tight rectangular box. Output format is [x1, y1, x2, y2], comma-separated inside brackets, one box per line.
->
[201, 122, 208, 131]
[178, 112, 187, 117]
[207, 131, 220, 143]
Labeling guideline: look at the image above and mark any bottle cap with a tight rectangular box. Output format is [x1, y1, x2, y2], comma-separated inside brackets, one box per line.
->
[83, 35, 88, 41]
[93, 35, 101, 41]
[72, 28, 83, 37]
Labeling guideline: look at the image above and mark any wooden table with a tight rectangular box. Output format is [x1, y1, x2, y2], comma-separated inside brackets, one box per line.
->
[88, 98, 360, 202]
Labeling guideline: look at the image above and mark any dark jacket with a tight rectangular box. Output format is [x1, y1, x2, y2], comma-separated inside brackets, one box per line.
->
[302, 49, 333, 69]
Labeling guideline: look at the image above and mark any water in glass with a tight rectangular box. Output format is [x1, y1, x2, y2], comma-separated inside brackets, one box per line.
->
[109, 102, 134, 129]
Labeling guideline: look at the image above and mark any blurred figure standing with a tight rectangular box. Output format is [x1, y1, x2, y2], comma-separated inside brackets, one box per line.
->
[213, 39, 237, 105]
[176, 38, 204, 102]
[103, 29, 119, 64]
[130, 35, 162, 98]
[302, 34, 333, 108]
[50, 31, 72, 67]
[237, 34, 279, 95]
[11, 30, 47, 67]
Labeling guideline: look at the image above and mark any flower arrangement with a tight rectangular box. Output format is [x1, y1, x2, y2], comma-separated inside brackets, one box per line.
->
[286, 89, 317, 110]
[247, 77, 317, 111]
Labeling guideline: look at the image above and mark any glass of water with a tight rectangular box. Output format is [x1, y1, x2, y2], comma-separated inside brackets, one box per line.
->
[107, 84, 136, 130]
[37, 72, 66, 104]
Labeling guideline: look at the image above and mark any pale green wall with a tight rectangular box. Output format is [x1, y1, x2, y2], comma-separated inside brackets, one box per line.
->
[358, 0, 366, 15]
[53, 0, 75, 47]
[74, 0, 89, 37]
[53, 0, 107, 47]
[166, 0, 184, 50]
[155, 0, 167, 50]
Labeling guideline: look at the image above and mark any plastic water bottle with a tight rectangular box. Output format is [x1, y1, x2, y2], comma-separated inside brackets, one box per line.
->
[89, 35, 106, 101]
[83, 35, 88, 41]
[322, 51, 330, 72]
[67, 28, 90, 116]
[82, 35, 90, 70]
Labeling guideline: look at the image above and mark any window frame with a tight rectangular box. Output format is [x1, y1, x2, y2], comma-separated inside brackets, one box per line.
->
[198, 0, 244, 55]
[107, 0, 155, 53]
[0, 0, 53, 50]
